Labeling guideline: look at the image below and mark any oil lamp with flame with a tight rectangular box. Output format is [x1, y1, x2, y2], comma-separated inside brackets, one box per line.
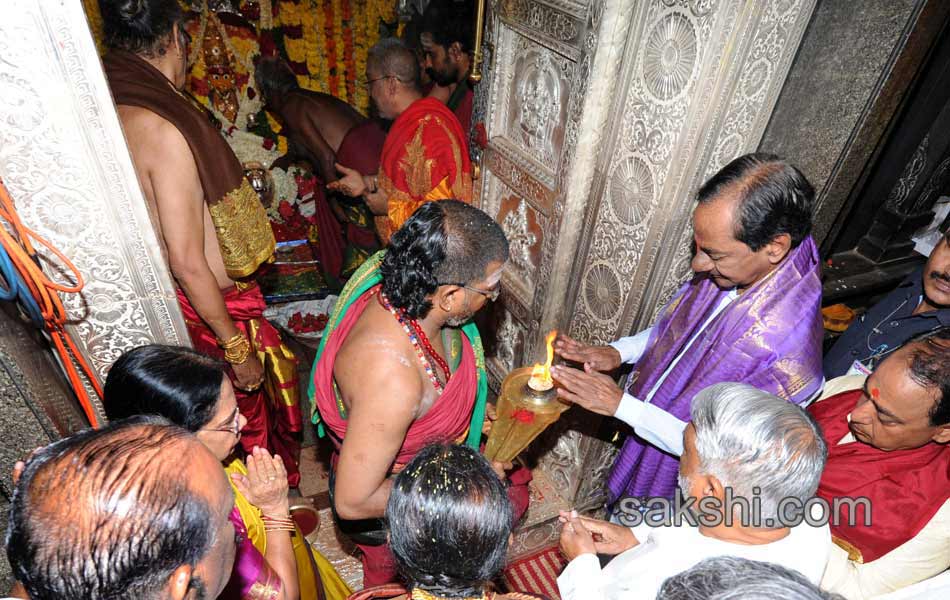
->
[484, 331, 570, 463]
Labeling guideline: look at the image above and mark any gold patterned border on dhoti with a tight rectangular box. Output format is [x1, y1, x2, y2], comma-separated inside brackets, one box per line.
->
[209, 178, 276, 279]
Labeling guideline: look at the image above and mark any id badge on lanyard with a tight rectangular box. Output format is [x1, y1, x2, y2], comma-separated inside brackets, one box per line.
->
[845, 360, 873, 377]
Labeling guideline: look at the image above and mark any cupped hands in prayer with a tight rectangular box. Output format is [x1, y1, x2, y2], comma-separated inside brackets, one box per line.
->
[554, 332, 621, 373]
[230, 446, 290, 517]
[558, 510, 638, 560]
[551, 363, 624, 416]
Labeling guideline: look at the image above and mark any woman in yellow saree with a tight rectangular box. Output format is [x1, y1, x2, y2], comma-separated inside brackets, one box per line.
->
[103, 344, 351, 600]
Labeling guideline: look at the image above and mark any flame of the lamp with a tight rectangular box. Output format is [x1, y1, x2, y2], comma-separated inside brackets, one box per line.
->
[527, 330, 558, 391]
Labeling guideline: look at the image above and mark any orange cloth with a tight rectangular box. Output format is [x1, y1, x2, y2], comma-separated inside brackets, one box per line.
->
[377, 97, 472, 242]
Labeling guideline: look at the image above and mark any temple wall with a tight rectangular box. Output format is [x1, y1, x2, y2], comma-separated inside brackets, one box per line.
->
[0, 0, 192, 415]
[759, 0, 948, 248]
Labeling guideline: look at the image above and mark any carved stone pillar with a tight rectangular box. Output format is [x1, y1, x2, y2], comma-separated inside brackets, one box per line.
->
[0, 0, 191, 420]
[476, 0, 816, 555]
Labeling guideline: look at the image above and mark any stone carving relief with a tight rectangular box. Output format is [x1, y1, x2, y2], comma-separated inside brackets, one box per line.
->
[518, 52, 561, 163]
[488, 304, 531, 386]
[503, 38, 573, 181]
[886, 134, 929, 211]
[642, 11, 698, 103]
[494, 308, 524, 373]
[574, 438, 618, 507]
[0, 1, 189, 389]
[498, 0, 586, 59]
[570, 5, 711, 344]
[608, 155, 656, 226]
[570, 0, 815, 342]
[537, 427, 585, 496]
[486, 145, 557, 213]
[582, 262, 624, 323]
[509, 519, 561, 559]
[499, 196, 543, 280]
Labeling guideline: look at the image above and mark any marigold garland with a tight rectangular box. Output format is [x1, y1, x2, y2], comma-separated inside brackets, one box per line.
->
[82, 0, 395, 114]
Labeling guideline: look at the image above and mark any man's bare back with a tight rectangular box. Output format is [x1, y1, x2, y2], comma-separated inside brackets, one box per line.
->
[118, 105, 233, 290]
[282, 90, 364, 153]
[334, 298, 449, 419]
[330, 295, 457, 520]
[117, 104, 264, 389]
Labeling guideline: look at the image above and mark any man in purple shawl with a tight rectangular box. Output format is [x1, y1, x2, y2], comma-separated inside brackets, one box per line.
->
[551, 153, 823, 504]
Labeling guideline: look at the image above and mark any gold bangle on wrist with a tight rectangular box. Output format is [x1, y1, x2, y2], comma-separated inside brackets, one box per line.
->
[224, 343, 251, 365]
[218, 332, 251, 365]
[218, 331, 247, 349]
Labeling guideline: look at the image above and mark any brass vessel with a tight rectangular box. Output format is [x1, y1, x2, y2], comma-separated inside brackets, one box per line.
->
[484, 366, 570, 463]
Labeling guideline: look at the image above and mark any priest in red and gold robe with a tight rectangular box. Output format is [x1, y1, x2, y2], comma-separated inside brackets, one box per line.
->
[810, 327, 950, 599]
[329, 38, 472, 244]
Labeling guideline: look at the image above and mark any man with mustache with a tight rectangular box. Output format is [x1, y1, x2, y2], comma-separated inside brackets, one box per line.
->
[552, 153, 824, 504]
[420, 0, 475, 134]
[811, 327, 950, 598]
[823, 230, 950, 378]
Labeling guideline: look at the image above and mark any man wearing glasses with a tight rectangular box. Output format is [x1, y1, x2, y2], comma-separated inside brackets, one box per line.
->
[329, 38, 473, 244]
[310, 201, 529, 587]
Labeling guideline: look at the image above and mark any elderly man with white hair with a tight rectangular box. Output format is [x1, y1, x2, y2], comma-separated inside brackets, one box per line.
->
[556, 383, 832, 600]
[657, 556, 845, 600]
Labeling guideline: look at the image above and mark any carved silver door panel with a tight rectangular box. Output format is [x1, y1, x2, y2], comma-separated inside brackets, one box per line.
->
[0, 0, 192, 421]
[475, 0, 632, 557]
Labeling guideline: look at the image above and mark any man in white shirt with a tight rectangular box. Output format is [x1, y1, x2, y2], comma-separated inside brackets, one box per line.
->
[556, 383, 831, 600]
[552, 153, 824, 502]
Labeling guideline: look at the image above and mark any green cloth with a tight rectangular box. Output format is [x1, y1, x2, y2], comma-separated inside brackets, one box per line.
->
[307, 250, 488, 451]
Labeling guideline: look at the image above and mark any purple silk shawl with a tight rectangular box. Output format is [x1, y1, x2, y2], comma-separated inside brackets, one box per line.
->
[606, 236, 823, 503]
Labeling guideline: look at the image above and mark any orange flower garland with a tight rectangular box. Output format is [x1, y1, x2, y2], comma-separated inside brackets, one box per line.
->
[273, 0, 395, 112]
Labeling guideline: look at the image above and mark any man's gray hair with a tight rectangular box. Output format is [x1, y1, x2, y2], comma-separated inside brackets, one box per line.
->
[691, 383, 827, 523]
[657, 556, 845, 599]
[367, 37, 421, 89]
